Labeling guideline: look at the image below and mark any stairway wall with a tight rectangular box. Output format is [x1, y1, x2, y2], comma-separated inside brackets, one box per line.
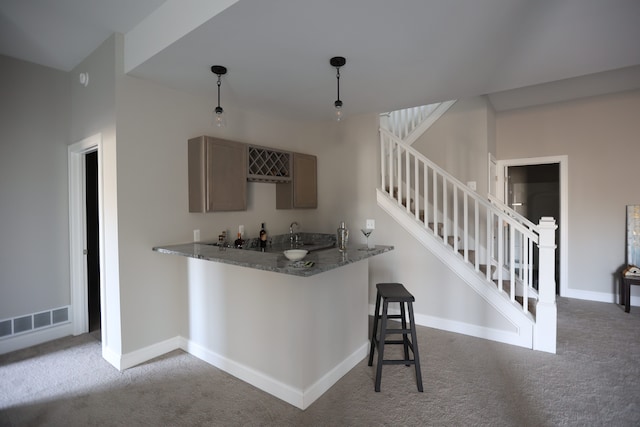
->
[412, 96, 495, 196]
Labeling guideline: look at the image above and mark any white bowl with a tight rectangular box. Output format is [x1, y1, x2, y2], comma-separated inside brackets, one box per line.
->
[284, 249, 308, 261]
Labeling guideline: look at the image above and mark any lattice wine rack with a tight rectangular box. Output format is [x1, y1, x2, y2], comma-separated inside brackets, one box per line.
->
[247, 145, 291, 182]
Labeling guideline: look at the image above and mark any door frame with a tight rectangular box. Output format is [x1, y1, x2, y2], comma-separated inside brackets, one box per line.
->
[496, 155, 568, 297]
[68, 134, 105, 339]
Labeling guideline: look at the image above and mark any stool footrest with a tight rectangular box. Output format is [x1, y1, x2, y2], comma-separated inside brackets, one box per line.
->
[382, 359, 418, 365]
[382, 328, 411, 335]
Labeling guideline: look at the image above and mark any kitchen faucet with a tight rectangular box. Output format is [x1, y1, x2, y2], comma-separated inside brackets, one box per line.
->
[289, 222, 299, 246]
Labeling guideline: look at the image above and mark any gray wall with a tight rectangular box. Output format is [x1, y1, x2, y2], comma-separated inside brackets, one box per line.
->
[496, 90, 640, 301]
[0, 55, 70, 318]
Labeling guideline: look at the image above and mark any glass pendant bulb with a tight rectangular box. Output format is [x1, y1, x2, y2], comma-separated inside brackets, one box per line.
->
[214, 106, 226, 127]
[334, 100, 343, 122]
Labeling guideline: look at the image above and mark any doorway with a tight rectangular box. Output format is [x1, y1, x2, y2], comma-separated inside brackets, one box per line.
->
[507, 163, 560, 292]
[86, 151, 100, 332]
[68, 134, 104, 340]
[496, 155, 568, 296]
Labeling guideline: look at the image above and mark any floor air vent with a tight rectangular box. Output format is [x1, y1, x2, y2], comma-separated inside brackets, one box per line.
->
[0, 306, 70, 339]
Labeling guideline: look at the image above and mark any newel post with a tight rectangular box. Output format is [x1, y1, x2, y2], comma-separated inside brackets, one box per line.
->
[534, 217, 557, 353]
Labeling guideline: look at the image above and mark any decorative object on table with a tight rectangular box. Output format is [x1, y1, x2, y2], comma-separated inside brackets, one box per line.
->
[284, 249, 308, 261]
[290, 260, 314, 269]
[337, 221, 349, 252]
[360, 228, 374, 250]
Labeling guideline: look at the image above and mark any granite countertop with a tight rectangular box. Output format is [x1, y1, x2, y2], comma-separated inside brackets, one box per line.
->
[152, 238, 393, 277]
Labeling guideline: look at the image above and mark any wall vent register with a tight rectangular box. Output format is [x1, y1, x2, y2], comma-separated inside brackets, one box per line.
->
[0, 306, 70, 339]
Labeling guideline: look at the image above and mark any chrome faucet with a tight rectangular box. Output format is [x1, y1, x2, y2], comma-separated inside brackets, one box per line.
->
[289, 222, 299, 246]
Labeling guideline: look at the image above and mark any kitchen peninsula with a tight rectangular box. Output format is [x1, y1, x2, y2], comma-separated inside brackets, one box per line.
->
[153, 235, 393, 410]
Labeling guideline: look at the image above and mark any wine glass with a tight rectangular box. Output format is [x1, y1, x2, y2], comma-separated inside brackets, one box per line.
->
[360, 228, 373, 250]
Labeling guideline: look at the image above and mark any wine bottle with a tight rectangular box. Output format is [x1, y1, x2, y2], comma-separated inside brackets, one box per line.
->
[259, 222, 267, 251]
[234, 232, 244, 249]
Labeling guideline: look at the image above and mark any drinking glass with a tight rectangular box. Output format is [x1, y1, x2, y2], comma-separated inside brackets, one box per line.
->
[360, 228, 373, 250]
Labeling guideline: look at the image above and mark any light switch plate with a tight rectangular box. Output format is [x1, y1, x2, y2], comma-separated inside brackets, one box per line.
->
[193, 229, 200, 242]
[366, 219, 375, 229]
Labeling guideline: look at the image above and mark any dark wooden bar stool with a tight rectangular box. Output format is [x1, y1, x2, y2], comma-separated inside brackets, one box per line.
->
[368, 282, 423, 392]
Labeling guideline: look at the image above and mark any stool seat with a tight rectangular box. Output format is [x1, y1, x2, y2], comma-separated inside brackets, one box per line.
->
[376, 282, 416, 302]
[368, 282, 423, 392]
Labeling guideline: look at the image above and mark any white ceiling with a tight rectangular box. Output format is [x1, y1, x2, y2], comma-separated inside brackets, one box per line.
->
[2, 0, 640, 120]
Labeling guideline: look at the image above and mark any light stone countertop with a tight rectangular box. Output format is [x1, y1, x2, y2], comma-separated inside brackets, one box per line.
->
[152, 241, 393, 277]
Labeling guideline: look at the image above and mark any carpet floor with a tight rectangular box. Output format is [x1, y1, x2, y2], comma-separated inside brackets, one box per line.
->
[1, 297, 640, 426]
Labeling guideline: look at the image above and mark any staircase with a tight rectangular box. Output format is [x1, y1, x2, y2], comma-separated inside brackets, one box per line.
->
[378, 103, 557, 353]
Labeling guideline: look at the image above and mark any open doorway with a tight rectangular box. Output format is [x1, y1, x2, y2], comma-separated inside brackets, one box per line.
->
[69, 134, 104, 341]
[497, 155, 568, 296]
[86, 150, 100, 332]
[507, 163, 560, 292]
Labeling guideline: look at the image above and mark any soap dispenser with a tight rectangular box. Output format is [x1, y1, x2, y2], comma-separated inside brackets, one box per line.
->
[337, 221, 349, 252]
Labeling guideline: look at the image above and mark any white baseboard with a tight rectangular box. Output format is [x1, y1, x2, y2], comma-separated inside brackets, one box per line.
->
[301, 342, 368, 409]
[563, 287, 640, 308]
[0, 322, 73, 355]
[182, 338, 368, 410]
[370, 304, 532, 349]
[182, 338, 304, 408]
[118, 336, 183, 371]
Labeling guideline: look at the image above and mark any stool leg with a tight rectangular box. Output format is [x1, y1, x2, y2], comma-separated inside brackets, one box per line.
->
[368, 291, 382, 366]
[400, 301, 410, 366]
[375, 299, 389, 392]
[407, 301, 423, 392]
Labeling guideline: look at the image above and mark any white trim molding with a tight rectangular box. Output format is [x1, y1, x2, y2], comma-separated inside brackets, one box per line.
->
[68, 134, 105, 338]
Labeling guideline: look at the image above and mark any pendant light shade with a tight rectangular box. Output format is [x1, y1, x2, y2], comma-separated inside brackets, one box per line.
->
[330, 56, 346, 121]
[211, 65, 227, 127]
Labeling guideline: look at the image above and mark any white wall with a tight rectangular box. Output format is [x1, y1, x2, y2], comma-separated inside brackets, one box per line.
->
[69, 35, 123, 355]
[496, 90, 640, 301]
[112, 68, 514, 357]
[0, 41, 525, 357]
[0, 55, 70, 318]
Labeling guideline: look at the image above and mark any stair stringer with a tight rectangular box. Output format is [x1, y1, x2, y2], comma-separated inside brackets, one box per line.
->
[377, 189, 535, 349]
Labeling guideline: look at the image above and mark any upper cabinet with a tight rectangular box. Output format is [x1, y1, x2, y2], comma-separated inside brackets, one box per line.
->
[276, 152, 317, 209]
[188, 136, 247, 212]
[188, 136, 316, 212]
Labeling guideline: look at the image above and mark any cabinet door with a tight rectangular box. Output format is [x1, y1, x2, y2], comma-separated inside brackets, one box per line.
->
[276, 152, 317, 209]
[206, 137, 247, 211]
[188, 136, 247, 212]
[292, 153, 317, 208]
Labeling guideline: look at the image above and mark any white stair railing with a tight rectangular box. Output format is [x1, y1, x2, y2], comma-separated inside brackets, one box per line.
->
[383, 100, 457, 145]
[380, 128, 557, 317]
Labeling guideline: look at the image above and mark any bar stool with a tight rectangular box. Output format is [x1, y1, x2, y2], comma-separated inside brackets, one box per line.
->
[368, 282, 423, 392]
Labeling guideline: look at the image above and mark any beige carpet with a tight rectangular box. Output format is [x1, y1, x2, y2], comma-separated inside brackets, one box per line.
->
[1, 297, 640, 426]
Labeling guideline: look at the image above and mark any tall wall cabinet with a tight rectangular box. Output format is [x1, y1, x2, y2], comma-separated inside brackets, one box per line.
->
[188, 136, 247, 212]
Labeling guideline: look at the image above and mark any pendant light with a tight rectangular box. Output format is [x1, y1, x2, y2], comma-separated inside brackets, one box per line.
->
[330, 56, 346, 121]
[211, 65, 228, 127]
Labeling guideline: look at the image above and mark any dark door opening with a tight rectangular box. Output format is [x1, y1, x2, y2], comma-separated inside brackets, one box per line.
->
[86, 151, 101, 332]
[507, 163, 560, 294]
